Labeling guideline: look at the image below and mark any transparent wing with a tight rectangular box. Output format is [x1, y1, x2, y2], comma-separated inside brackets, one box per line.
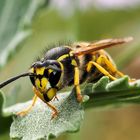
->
[73, 37, 133, 56]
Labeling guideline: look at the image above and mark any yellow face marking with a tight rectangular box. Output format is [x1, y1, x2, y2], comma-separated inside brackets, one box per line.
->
[41, 77, 48, 90]
[35, 77, 50, 93]
[47, 88, 57, 100]
[36, 67, 45, 75]
[48, 69, 53, 74]
[33, 67, 51, 92]
[35, 79, 40, 88]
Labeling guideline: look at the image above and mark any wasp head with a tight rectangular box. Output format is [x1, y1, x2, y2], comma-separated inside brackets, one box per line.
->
[29, 60, 62, 99]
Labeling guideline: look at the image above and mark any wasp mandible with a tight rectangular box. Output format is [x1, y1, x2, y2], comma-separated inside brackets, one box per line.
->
[0, 37, 133, 119]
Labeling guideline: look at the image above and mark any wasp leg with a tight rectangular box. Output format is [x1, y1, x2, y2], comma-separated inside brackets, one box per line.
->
[46, 102, 58, 119]
[74, 67, 83, 102]
[33, 87, 58, 119]
[96, 55, 135, 82]
[97, 55, 124, 77]
[53, 96, 59, 101]
[17, 94, 38, 116]
[87, 61, 117, 81]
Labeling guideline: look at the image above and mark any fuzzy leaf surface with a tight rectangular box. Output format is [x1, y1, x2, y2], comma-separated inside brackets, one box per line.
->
[4, 91, 84, 140]
[1, 76, 140, 140]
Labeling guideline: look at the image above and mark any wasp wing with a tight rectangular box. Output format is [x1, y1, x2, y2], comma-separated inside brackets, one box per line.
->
[73, 37, 133, 56]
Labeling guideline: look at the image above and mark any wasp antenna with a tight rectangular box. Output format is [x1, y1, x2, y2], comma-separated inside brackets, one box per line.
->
[0, 72, 35, 89]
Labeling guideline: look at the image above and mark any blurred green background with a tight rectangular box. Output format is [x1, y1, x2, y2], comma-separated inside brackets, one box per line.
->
[1, 0, 140, 139]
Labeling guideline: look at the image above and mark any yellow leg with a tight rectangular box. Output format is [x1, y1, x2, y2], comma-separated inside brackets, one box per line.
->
[87, 61, 117, 81]
[53, 96, 59, 101]
[96, 55, 135, 82]
[33, 86, 58, 119]
[46, 102, 58, 119]
[17, 94, 38, 116]
[98, 55, 124, 77]
[74, 67, 83, 102]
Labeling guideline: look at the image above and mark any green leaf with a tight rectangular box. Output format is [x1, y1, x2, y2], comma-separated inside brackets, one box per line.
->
[0, 0, 49, 68]
[0, 86, 23, 135]
[0, 91, 12, 135]
[1, 76, 140, 140]
[84, 76, 140, 109]
[4, 91, 84, 140]
[0, 91, 4, 116]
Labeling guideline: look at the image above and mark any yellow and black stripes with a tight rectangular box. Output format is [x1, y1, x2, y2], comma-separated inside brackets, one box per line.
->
[29, 46, 123, 104]
[44, 46, 71, 60]
[43, 88, 57, 102]
[85, 50, 124, 82]
[29, 45, 126, 113]
[0, 39, 131, 118]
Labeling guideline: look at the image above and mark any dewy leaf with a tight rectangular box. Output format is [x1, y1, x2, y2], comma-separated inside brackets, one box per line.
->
[0, 0, 49, 68]
[2, 76, 140, 140]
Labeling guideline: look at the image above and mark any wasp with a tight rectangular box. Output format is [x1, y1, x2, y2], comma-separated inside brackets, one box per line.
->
[0, 37, 133, 119]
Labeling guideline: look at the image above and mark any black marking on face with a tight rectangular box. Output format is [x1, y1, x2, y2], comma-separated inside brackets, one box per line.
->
[44, 69, 49, 78]
[39, 79, 42, 87]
